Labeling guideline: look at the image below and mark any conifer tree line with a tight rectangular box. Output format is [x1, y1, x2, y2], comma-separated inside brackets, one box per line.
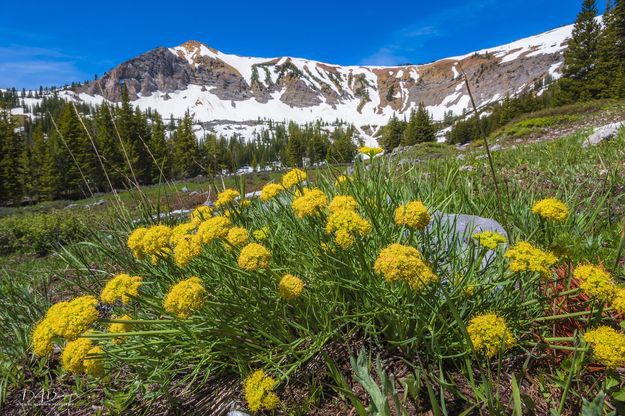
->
[378, 103, 438, 152]
[388, 0, 625, 146]
[0, 87, 358, 205]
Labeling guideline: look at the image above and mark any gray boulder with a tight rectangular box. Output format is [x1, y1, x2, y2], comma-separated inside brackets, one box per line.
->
[427, 212, 508, 266]
[582, 122, 624, 147]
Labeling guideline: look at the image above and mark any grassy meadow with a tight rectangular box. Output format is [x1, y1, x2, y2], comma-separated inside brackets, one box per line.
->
[1, 118, 625, 415]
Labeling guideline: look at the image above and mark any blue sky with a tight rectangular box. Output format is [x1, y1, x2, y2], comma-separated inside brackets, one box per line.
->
[0, 0, 599, 89]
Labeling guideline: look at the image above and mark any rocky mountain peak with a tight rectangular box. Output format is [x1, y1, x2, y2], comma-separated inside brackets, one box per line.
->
[73, 22, 575, 143]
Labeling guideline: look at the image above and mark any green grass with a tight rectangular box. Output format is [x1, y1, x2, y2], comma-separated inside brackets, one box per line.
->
[1, 125, 625, 415]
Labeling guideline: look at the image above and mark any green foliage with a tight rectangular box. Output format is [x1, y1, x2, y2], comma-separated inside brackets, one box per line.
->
[0, 210, 92, 255]
[401, 103, 436, 146]
[556, 0, 602, 103]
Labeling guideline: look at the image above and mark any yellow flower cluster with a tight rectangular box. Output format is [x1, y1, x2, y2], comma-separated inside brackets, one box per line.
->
[190, 205, 212, 224]
[100, 274, 142, 304]
[328, 195, 358, 213]
[127, 227, 148, 259]
[127, 225, 173, 262]
[243, 369, 280, 413]
[504, 242, 557, 275]
[196, 216, 232, 244]
[613, 288, 625, 314]
[32, 319, 55, 356]
[279, 274, 304, 300]
[394, 201, 431, 230]
[171, 222, 198, 245]
[467, 313, 515, 358]
[374, 244, 438, 291]
[325, 210, 371, 249]
[260, 183, 284, 202]
[163, 276, 207, 318]
[334, 175, 348, 187]
[292, 188, 328, 218]
[531, 198, 570, 222]
[583, 326, 625, 369]
[282, 168, 306, 188]
[473, 231, 507, 250]
[253, 227, 269, 241]
[359, 146, 383, 157]
[61, 337, 103, 376]
[226, 227, 249, 248]
[33, 296, 100, 351]
[573, 264, 616, 302]
[108, 314, 132, 345]
[173, 234, 203, 267]
[215, 188, 240, 208]
[238, 243, 271, 271]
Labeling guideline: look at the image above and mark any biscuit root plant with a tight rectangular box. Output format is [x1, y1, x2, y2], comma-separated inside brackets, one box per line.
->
[29, 141, 625, 414]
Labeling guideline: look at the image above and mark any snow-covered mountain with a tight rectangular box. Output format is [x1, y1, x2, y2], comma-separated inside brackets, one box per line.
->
[52, 23, 574, 144]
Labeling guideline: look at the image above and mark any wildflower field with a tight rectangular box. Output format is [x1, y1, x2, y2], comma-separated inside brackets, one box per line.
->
[2, 127, 625, 415]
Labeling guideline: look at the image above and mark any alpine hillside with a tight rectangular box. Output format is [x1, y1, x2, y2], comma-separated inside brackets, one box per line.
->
[31, 23, 575, 144]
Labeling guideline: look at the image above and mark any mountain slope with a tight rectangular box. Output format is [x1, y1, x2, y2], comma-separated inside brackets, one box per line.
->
[66, 23, 572, 143]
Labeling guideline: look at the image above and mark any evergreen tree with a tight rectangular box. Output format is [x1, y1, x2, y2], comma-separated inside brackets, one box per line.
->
[133, 107, 152, 184]
[116, 86, 141, 182]
[95, 103, 125, 189]
[171, 111, 200, 179]
[286, 132, 305, 166]
[327, 127, 356, 163]
[54, 104, 96, 198]
[0, 109, 24, 204]
[149, 112, 171, 182]
[402, 103, 436, 146]
[595, 0, 625, 97]
[557, 0, 602, 103]
[379, 115, 404, 151]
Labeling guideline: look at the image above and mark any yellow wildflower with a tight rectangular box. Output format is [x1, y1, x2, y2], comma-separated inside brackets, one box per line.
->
[190, 205, 212, 224]
[61, 338, 95, 374]
[260, 183, 284, 202]
[173, 235, 203, 267]
[328, 195, 359, 213]
[163, 277, 207, 318]
[282, 168, 307, 188]
[291, 188, 328, 218]
[325, 209, 371, 249]
[196, 216, 231, 244]
[334, 175, 348, 187]
[127, 227, 148, 260]
[359, 146, 383, 158]
[226, 227, 249, 248]
[46, 295, 99, 340]
[253, 227, 269, 241]
[215, 189, 240, 208]
[532, 198, 570, 222]
[108, 314, 132, 345]
[374, 244, 438, 291]
[32, 319, 55, 356]
[504, 242, 557, 275]
[141, 225, 173, 261]
[279, 274, 304, 300]
[467, 313, 515, 358]
[100, 274, 142, 304]
[612, 288, 625, 314]
[473, 231, 507, 250]
[171, 222, 197, 245]
[238, 243, 271, 271]
[243, 369, 280, 413]
[573, 264, 616, 302]
[83, 345, 104, 377]
[584, 326, 625, 369]
[394, 201, 430, 230]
